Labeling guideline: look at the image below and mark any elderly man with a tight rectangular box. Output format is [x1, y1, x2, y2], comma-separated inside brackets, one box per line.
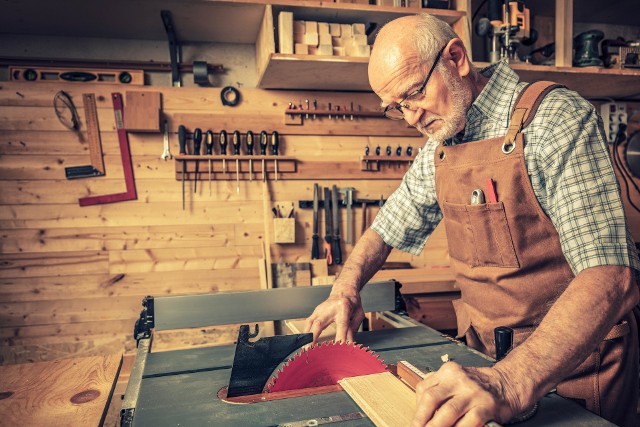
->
[305, 13, 640, 427]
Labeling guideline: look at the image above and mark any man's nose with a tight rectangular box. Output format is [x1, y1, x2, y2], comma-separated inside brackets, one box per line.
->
[403, 108, 423, 127]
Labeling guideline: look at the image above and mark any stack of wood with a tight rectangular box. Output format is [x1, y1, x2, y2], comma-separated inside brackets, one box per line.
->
[278, 12, 371, 58]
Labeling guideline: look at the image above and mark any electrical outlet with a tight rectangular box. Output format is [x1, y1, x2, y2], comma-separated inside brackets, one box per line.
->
[601, 102, 627, 143]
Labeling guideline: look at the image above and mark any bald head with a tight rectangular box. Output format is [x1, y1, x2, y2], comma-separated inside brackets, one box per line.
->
[369, 14, 459, 92]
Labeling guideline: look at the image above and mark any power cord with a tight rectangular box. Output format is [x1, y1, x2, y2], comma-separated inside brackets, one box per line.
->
[612, 124, 640, 213]
[53, 90, 80, 131]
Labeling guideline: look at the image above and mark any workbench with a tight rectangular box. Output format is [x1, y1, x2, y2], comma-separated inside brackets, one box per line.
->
[129, 324, 613, 426]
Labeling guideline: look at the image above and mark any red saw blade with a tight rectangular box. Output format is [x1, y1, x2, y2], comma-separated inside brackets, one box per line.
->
[264, 341, 388, 393]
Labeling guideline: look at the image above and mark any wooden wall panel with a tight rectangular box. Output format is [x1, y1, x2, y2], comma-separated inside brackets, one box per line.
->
[0, 81, 442, 366]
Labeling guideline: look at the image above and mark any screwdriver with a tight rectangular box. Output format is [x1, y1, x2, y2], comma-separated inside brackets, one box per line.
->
[259, 130, 268, 182]
[246, 130, 255, 182]
[386, 145, 392, 168]
[193, 128, 202, 193]
[219, 130, 228, 175]
[205, 130, 214, 196]
[178, 125, 187, 210]
[395, 144, 402, 169]
[271, 131, 279, 181]
[407, 145, 413, 167]
[233, 130, 241, 194]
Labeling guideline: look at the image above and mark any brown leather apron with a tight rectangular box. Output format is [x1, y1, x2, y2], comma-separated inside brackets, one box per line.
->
[433, 81, 639, 426]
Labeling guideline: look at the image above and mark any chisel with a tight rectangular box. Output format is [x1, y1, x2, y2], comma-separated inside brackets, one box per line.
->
[311, 183, 320, 260]
[233, 130, 241, 194]
[323, 187, 333, 265]
[331, 185, 342, 265]
[178, 124, 187, 210]
[193, 128, 202, 193]
[271, 131, 279, 181]
[246, 130, 254, 181]
[219, 130, 228, 175]
[205, 130, 214, 196]
[259, 131, 268, 182]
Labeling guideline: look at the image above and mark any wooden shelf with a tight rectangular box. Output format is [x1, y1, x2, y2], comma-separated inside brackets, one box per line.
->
[0, 0, 464, 43]
[258, 54, 371, 90]
[476, 62, 640, 100]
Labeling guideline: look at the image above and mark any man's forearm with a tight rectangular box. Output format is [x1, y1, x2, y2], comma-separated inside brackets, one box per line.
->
[494, 265, 639, 409]
[330, 229, 393, 297]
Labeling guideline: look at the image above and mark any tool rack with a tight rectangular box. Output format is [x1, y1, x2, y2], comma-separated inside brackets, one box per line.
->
[361, 155, 416, 171]
[174, 155, 297, 181]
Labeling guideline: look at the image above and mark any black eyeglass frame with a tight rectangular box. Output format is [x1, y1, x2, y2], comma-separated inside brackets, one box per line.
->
[383, 46, 446, 120]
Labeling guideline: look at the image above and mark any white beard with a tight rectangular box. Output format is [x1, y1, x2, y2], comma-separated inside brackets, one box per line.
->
[416, 67, 472, 142]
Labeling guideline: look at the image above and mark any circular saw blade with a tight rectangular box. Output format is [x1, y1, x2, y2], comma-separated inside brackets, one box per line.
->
[264, 341, 388, 393]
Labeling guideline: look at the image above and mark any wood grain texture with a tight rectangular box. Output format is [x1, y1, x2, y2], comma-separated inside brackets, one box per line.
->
[0, 81, 439, 365]
[339, 372, 416, 427]
[0, 354, 121, 426]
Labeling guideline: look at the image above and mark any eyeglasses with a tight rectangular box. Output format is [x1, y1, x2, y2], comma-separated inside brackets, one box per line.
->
[383, 46, 445, 120]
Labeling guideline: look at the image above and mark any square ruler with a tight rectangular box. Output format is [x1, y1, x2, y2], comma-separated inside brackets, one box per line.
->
[64, 93, 105, 179]
[78, 93, 137, 207]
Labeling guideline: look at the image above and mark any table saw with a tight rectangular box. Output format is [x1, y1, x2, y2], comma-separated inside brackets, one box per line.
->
[121, 281, 615, 427]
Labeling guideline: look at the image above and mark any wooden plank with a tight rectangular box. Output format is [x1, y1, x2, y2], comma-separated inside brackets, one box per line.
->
[0, 269, 261, 303]
[0, 224, 247, 254]
[0, 250, 108, 278]
[0, 354, 121, 426]
[108, 245, 264, 274]
[0, 178, 399, 205]
[339, 372, 416, 427]
[0, 202, 263, 228]
[404, 293, 459, 332]
[171, 112, 419, 137]
[370, 267, 456, 294]
[555, 0, 573, 67]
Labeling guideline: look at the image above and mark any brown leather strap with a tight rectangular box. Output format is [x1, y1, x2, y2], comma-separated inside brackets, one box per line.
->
[603, 320, 630, 341]
[503, 81, 565, 146]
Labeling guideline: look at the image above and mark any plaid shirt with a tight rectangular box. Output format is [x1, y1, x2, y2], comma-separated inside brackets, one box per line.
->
[372, 60, 640, 275]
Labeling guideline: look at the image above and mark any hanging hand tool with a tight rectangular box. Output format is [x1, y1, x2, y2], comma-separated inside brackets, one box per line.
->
[305, 99, 309, 119]
[193, 128, 202, 193]
[161, 119, 172, 160]
[219, 130, 228, 175]
[323, 187, 333, 265]
[271, 131, 279, 182]
[407, 145, 413, 166]
[331, 185, 342, 265]
[233, 130, 241, 194]
[364, 146, 370, 170]
[395, 145, 402, 169]
[313, 99, 317, 119]
[259, 130, 268, 182]
[328, 102, 332, 120]
[386, 145, 392, 168]
[78, 93, 137, 206]
[311, 183, 320, 260]
[339, 187, 355, 245]
[246, 130, 254, 182]
[64, 93, 105, 179]
[205, 130, 214, 196]
[178, 124, 187, 210]
[350, 102, 354, 120]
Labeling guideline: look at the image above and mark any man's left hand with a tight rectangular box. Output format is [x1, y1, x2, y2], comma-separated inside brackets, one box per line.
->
[411, 362, 522, 427]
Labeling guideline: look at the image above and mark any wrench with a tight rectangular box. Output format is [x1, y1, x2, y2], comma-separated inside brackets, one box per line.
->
[161, 120, 172, 160]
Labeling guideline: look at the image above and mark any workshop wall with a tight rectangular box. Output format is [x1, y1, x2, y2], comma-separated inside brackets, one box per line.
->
[0, 82, 447, 364]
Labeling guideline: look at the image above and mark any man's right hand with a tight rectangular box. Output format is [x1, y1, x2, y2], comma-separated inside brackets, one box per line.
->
[304, 292, 365, 344]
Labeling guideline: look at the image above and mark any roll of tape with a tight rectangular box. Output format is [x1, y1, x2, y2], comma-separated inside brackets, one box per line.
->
[221, 86, 240, 107]
[193, 61, 209, 86]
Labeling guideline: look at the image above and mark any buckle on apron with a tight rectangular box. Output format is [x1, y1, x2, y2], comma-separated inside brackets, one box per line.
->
[502, 108, 527, 154]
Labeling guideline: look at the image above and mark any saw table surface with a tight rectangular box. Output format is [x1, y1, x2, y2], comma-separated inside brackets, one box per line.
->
[132, 326, 613, 426]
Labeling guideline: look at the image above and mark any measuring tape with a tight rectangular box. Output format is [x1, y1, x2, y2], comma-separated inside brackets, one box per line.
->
[79, 93, 137, 206]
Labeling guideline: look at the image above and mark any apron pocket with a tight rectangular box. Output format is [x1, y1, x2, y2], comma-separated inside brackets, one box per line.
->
[442, 201, 520, 268]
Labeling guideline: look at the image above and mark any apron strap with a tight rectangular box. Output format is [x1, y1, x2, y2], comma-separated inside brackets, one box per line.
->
[503, 81, 566, 147]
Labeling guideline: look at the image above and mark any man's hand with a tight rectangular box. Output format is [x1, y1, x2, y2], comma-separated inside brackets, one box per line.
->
[412, 362, 522, 427]
[304, 293, 365, 343]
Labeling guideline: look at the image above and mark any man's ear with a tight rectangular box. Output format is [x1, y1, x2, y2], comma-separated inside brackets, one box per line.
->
[445, 38, 470, 78]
